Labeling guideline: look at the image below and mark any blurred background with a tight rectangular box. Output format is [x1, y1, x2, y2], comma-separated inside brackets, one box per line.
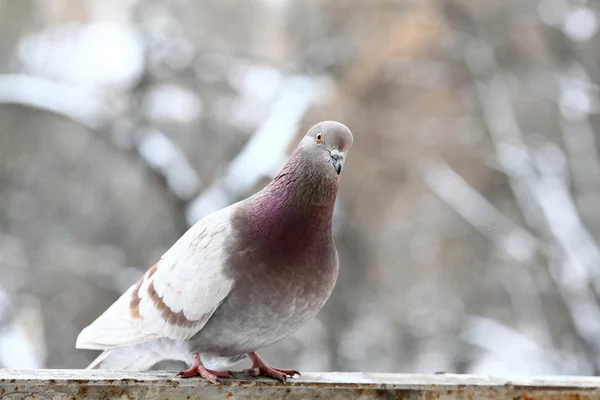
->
[0, 0, 599, 377]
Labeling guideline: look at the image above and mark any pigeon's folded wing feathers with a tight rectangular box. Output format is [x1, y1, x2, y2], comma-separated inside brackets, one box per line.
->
[76, 206, 235, 350]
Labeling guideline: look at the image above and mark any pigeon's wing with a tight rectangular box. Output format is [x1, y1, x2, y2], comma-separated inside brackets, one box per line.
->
[76, 205, 237, 350]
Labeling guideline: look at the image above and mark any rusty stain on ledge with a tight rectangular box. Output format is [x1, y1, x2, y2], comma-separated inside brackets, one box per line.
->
[1, 370, 600, 399]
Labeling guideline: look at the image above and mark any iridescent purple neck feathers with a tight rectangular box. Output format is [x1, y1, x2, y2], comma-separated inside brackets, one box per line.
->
[234, 149, 339, 254]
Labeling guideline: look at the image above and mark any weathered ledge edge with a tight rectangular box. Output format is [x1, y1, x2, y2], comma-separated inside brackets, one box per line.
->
[1, 370, 600, 399]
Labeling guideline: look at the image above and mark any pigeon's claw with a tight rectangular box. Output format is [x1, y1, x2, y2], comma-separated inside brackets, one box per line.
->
[257, 365, 288, 382]
[176, 353, 230, 385]
[272, 367, 301, 377]
[245, 352, 300, 382]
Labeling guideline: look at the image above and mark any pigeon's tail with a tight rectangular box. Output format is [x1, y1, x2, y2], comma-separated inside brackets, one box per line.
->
[87, 347, 162, 371]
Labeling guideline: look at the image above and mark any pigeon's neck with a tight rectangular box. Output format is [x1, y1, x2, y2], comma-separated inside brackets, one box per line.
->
[242, 151, 338, 248]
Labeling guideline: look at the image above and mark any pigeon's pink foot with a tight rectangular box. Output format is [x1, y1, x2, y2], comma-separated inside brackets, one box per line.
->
[244, 352, 301, 382]
[176, 353, 231, 384]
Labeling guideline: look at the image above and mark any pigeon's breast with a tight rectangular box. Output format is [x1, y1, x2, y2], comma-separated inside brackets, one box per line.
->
[188, 231, 338, 356]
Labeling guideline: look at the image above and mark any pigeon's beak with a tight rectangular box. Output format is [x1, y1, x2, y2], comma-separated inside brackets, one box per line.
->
[330, 150, 345, 175]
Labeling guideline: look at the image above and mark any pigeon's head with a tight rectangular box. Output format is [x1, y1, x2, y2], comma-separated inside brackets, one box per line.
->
[298, 121, 353, 179]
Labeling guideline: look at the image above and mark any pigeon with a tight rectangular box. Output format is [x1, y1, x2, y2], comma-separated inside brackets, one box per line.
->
[76, 121, 353, 384]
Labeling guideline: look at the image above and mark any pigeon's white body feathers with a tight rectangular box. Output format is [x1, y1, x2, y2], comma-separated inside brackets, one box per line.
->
[76, 205, 236, 358]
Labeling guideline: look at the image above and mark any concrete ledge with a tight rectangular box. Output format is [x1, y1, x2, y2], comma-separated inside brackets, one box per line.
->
[1, 370, 600, 399]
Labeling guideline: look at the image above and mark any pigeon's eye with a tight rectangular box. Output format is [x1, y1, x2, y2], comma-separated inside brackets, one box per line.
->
[316, 133, 323, 143]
